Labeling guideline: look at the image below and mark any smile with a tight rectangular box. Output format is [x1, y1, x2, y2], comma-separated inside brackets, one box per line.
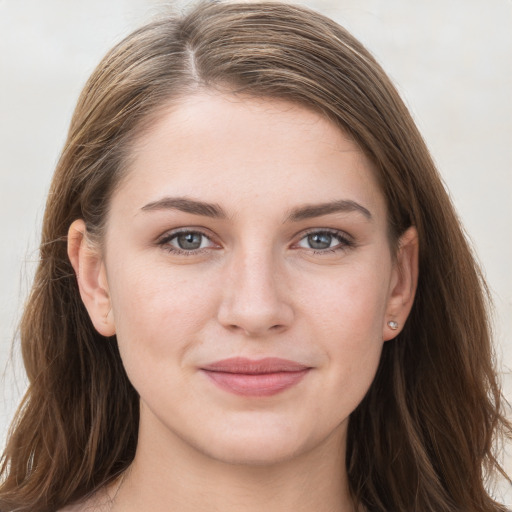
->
[200, 357, 311, 397]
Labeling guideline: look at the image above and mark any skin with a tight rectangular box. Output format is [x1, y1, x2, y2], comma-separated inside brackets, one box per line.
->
[67, 91, 418, 512]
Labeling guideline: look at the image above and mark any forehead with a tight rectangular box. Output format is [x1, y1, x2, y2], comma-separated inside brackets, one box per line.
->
[112, 91, 386, 222]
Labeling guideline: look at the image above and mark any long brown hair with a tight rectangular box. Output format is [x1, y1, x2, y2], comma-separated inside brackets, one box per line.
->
[1, 2, 510, 511]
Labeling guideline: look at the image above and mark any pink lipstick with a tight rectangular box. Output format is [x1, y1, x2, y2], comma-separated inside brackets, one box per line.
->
[200, 357, 310, 397]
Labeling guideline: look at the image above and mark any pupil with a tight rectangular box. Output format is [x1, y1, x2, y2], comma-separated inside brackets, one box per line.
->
[308, 233, 332, 250]
[177, 232, 202, 250]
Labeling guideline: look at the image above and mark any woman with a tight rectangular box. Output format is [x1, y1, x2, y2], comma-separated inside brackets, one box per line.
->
[0, 2, 509, 511]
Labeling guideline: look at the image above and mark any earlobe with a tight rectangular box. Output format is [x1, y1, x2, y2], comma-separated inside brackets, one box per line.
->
[67, 219, 116, 337]
[383, 226, 419, 341]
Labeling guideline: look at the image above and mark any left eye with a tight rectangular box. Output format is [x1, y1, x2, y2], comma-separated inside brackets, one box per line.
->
[297, 231, 347, 251]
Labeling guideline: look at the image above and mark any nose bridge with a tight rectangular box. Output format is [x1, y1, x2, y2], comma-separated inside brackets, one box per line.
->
[238, 249, 278, 307]
[217, 242, 293, 335]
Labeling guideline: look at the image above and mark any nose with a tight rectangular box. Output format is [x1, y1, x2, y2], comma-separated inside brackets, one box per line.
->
[217, 248, 294, 337]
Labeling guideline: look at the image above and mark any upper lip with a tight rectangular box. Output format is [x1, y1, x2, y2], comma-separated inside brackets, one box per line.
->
[201, 357, 310, 374]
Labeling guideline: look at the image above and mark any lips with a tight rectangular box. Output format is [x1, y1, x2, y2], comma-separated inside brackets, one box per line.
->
[200, 357, 311, 397]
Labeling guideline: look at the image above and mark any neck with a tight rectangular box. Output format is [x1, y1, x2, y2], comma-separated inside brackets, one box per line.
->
[109, 409, 354, 512]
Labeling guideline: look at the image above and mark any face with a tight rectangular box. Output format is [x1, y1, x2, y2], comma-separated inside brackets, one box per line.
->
[72, 91, 417, 466]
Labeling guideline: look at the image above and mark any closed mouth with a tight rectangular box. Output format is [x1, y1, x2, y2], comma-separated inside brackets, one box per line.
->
[200, 357, 311, 397]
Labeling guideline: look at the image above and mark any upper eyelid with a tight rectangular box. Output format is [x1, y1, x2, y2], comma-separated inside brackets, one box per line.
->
[158, 227, 215, 242]
[294, 227, 353, 242]
[300, 227, 348, 236]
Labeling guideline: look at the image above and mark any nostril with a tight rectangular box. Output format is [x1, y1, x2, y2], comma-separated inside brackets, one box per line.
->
[223, 322, 286, 337]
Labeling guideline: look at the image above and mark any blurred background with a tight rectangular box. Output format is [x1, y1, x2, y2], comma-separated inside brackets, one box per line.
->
[1, 0, 511, 503]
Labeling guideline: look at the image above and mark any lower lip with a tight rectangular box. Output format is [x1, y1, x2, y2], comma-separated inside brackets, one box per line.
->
[202, 369, 310, 397]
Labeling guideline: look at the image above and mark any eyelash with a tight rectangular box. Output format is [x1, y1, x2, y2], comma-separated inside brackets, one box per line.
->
[157, 228, 355, 256]
[295, 228, 355, 254]
[157, 229, 217, 256]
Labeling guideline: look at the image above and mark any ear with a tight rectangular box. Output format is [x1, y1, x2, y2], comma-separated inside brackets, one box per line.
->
[67, 219, 116, 337]
[383, 226, 419, 341]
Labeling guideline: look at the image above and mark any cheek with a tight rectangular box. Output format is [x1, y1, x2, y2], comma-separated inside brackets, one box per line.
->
[297, 259, 390, 396]
[107, 260, 219, 360]
[106, 262, 224, 406]
[300, 259, 391, 336]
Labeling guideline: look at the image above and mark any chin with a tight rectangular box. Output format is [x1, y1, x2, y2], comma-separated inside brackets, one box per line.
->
[190, 421, 329, 467]
[202, 439, 304, 467]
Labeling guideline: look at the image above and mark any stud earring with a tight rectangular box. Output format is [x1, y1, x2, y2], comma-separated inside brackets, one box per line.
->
[387, 320, 398, 330]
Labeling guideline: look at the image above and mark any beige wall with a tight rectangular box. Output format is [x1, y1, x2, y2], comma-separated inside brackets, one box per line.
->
[1, 0, 511, 502]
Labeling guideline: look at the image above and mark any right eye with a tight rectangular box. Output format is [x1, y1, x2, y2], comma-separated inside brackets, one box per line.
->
[158, 230, 216, 254]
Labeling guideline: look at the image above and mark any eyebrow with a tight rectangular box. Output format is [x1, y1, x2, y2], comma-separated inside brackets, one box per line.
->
[285, 200, 372, 222]
[140, 196, 372, 222]
[141, 197, 227, 218]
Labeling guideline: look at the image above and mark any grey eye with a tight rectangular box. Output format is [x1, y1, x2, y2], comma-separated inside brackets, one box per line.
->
[306, 232, 334, 250]
[174, 232, 205, 250]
